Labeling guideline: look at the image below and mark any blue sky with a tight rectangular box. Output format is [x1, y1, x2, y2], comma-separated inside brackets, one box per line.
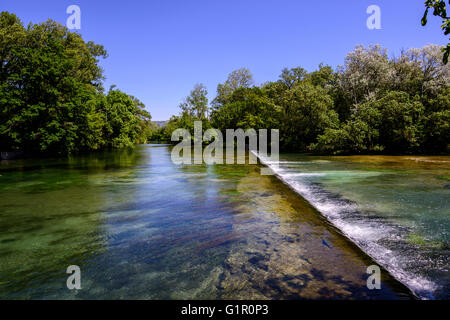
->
[1, 1, 448, 120]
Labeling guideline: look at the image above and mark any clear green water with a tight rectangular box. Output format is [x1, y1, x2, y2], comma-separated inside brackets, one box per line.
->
[261, 154, 449, 299]
[0, 145, 417, 299]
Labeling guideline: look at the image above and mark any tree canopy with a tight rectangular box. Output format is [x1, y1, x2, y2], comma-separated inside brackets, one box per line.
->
[153, 45, 449, 155]
[2, 11, 448, 156]
[0, 11, 151, 155]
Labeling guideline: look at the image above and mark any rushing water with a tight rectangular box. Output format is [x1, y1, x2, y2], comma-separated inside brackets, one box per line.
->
[0, 145, 436, 299]
[258, 154, 450, 299]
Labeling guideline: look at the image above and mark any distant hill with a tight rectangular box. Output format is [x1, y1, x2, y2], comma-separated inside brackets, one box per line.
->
[152, 120, 168, 128]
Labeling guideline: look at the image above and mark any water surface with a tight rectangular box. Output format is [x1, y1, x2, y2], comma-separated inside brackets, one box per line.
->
[0, 145, 416, 299]
[259, 154, 449, 299]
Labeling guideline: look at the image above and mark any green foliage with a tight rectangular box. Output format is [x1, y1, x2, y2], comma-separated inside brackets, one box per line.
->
[422, 0, 450, 64]
[179, 84, 209, 119]
[5, 11, 447, 156]
[315, 92, 425, 154]
[422, 88, 450, 152]
[313, 120, 382, 155]
[150, 83, 213, 143]
[307, 63, 336, 88]
[150, 114, 211, 143]
[311, 45, 449, 155]
[156, 43, 448, 155]
[276, 82, 338, 151]
[211, 87, 279, 131]
[278, 67, 308, 89]
[212, 68, 254, 108]
[0, 12, 151, 155]
[103, 89, 151, 148]
[376, 92, 424, 152]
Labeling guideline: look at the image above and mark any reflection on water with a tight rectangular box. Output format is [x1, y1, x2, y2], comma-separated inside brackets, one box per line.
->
[259, 154, 449, 299]
[0, 145, 413, 299]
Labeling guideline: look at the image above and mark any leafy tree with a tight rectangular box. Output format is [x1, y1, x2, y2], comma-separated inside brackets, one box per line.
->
[212, 68, 254, 108]
[337, 45, 391, 108]
[178, 84, 209, 119]
[402, 45, 450, 99]
[205, 44, 447, 154]
[372, 92, 424, 153]
[0, 13, 107, 153]
[278, 67, 308, 89]
[103, 89, 151, 148]
[314, 92, 425, 154]
[422, 0, 450, 64]
[187, 84, 209, 119]
[0, 12, 151, 155]
[307, 63, 336, 89]
[422, 87, 450, 152]
[278, 82, 338, 150]
[211, 87, 279, 131]
[313, 120, 381, 155]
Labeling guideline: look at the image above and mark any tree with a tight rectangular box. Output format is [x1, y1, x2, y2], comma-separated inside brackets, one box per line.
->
[307, 63, 336, 89]
[278, 82, 338, 151]
[278, 67, 308, 89]
[158, 44, 448, 155]
[186, 84, 208, 119]
[211, 87, 279, 131]
[422, 0, 450, 64]
[313, 91, 425, 154]
[212, 68, 254, 107]
[177, 84, 209, 119]
[422, 87, 450, 152]
[402, 45, 450, 99]
[0, 13, 108, 154]
[0, 11, 151, 154]
[103, 89, 151, 148]
[337, 45, 391, 109]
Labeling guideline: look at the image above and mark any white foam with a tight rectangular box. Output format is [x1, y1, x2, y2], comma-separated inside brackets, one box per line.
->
[283, 173, 326, 178]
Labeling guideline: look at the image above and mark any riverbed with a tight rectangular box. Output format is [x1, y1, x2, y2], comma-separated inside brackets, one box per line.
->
[1, 145, 446, 299]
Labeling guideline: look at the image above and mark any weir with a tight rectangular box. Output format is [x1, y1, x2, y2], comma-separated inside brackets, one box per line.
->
[253, 151, 449, 299]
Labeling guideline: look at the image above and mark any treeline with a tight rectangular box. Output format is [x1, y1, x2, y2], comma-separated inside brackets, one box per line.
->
[3, 11, 447, 156]
[0, 12, 152, 155]
[154, 45, 449, 154]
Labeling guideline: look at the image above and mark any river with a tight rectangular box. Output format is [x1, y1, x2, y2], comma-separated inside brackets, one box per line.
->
[0, 144, 447, 299]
